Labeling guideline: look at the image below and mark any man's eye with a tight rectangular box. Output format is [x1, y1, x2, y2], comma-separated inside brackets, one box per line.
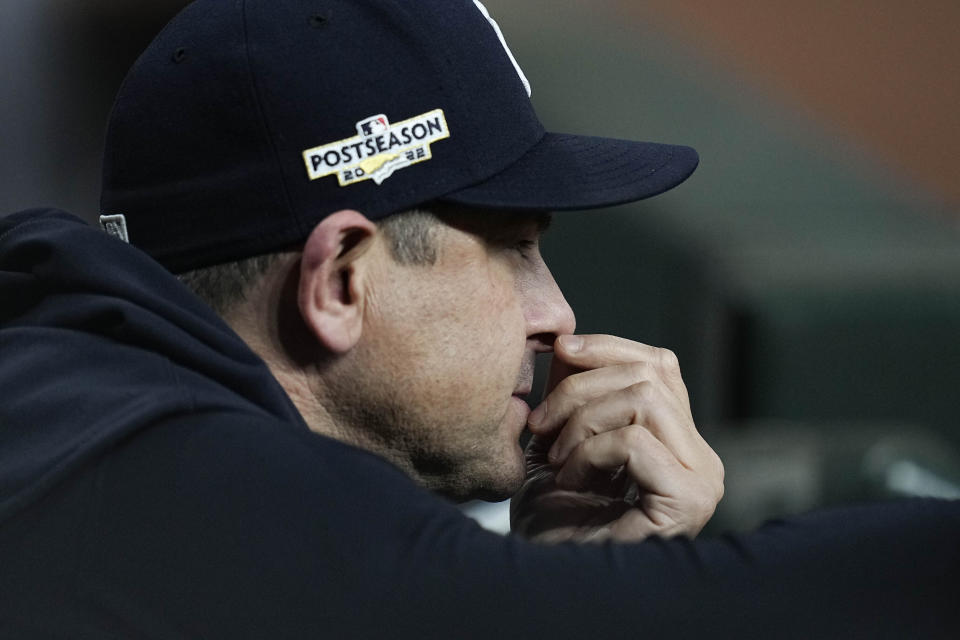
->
[514, 240, 536, 260]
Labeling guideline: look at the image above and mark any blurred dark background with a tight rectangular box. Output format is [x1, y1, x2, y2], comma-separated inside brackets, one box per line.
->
[3, 0, 959, 532]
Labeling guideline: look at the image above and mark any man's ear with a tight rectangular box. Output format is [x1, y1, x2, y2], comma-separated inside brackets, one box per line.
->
[298, 209, 378, 354]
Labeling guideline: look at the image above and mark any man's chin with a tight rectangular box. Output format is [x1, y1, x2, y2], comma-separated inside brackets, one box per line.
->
[458, 448, 526, 503]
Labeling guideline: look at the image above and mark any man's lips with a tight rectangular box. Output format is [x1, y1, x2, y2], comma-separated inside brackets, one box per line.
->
[512, 386, 533, 423]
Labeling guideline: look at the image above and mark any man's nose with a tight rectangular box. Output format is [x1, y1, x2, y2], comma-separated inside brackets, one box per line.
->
[526, 268, 576, 348]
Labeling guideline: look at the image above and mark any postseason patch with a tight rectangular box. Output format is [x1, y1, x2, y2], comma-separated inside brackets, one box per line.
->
[302, 109, 450, 186]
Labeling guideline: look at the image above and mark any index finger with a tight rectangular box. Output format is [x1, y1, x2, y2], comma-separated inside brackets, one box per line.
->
[554, 334, 690, 407]
[542, 351, 584, 398]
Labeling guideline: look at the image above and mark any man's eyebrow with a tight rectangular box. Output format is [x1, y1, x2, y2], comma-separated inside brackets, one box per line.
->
[535, 212, 552, 233]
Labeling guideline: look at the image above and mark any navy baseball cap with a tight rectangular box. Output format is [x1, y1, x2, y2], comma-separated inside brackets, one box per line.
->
[100, 0, 698, 273]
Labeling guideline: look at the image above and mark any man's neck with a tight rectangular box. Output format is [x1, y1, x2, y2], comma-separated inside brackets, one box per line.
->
[220, 281, 429, 491]
[264, 356, 426, 485]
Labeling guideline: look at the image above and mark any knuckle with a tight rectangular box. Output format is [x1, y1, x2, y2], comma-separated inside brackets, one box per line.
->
[696, 492, 718, 518]
[714, 453, 725, 482]
[687, 479, 719, 516]
[556, 374, 580, 397]
[627, 360, 654, 380]
[627, 380, 656, 403]
[656, 347, 680, 371]
[701, 446, 725, 481]
[694, 452, 725, 503]
[713, 456, 726, 499]
[565, 405, 593, 436]
[620, 424, 652, 449]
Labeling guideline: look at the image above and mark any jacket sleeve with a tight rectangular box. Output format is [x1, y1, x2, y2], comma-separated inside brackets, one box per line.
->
[72, 414, 960, 639]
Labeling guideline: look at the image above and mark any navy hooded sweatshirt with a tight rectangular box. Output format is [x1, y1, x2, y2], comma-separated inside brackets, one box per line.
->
[1, 209, 958, 638]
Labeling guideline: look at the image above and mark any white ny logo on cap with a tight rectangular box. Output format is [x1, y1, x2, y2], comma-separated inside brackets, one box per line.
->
[473, 0, 532, 97]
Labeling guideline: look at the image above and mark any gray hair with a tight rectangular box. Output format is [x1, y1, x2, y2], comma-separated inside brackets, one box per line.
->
[177, 207, 441, 316]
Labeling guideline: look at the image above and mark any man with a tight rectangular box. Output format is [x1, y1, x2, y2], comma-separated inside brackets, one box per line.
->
[0, 0, 956, 637]
[101, 0, 723, 540]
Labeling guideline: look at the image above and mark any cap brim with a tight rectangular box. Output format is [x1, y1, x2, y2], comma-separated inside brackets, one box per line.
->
[440, 132, 698, 211]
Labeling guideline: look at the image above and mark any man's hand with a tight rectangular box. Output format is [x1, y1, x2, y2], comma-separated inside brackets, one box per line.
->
[511, 334, 724, 543]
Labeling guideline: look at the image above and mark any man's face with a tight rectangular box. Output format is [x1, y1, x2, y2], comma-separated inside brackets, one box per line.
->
[324, 208, 576, 501]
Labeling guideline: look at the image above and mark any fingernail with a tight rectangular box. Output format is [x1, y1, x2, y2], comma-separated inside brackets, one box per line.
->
[559, 334, 582, 353]
[527, 401, 546, 429]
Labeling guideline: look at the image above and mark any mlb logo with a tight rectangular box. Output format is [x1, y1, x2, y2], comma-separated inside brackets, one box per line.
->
[358, 115, 389, 137]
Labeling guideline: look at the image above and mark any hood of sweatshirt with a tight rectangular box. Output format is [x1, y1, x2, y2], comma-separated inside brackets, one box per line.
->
[0, 209, 306, 521]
